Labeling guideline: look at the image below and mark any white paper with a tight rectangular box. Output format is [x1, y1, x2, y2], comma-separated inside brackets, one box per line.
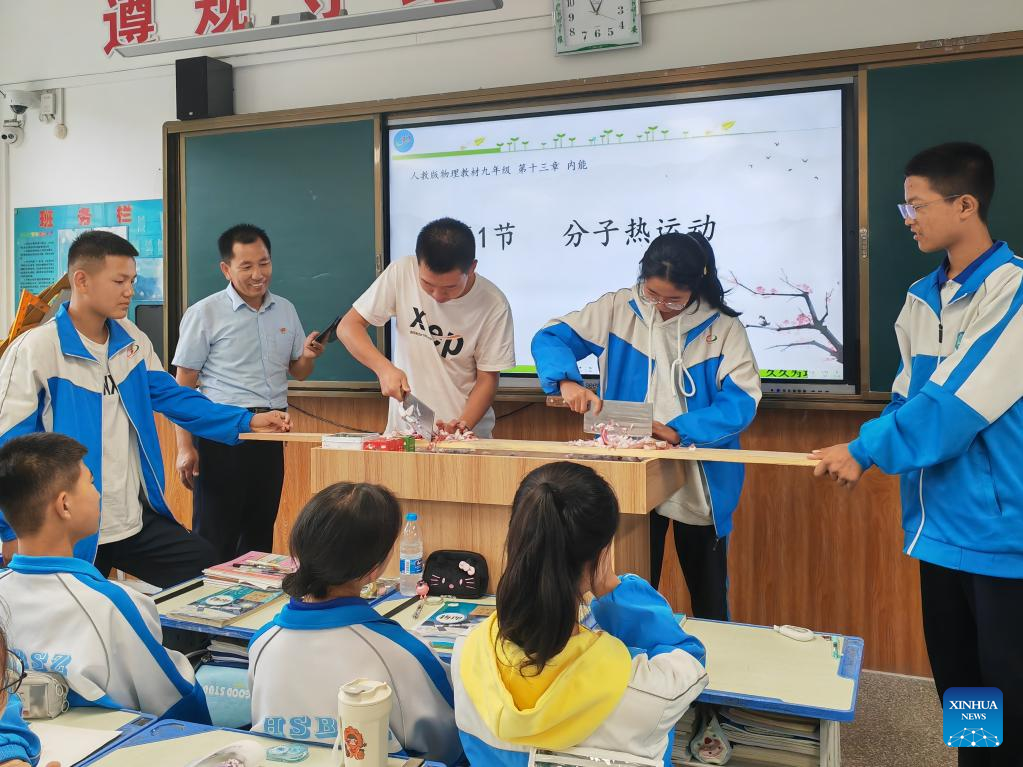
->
[30, 721, 121, 766]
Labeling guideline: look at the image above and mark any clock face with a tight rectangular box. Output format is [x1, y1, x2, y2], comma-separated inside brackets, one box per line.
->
[554, 0, 642, 55]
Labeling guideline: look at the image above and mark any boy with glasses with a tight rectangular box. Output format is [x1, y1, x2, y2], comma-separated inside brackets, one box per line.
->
[814, 142, 1022, 767]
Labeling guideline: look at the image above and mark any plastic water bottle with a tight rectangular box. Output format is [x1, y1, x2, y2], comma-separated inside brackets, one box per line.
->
[399, 513, 424, 596]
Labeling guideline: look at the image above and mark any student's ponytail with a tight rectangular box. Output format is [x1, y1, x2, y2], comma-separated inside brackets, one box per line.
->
[496, 462, 620, 675]
[639, 231, 739, 317]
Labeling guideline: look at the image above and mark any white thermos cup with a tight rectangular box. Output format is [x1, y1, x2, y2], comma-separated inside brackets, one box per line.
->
[332, 678, 393, 767]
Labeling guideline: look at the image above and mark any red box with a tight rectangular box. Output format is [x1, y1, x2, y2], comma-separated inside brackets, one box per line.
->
[362, 438, 406, 452]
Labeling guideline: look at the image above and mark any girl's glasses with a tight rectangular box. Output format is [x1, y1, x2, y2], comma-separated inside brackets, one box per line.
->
[637, 282, 689, 311]
[2, 651, 26, 697]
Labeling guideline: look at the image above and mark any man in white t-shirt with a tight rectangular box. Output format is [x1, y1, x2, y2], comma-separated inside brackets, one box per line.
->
[339, 217, 515, 438]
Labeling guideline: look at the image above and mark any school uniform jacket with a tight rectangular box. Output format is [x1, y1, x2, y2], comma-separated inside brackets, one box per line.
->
[532, 287, 761, 535]
[0, 555, 210, 723]
[453, 575, 709, 767]
[0, 693, 39, 766]
[248, 597, 461, 765]
[849, 241, 1023, 577]
[0, 303, 254, 561]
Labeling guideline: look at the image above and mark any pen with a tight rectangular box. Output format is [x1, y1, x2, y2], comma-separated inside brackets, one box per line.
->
[412, 580, 429, 620]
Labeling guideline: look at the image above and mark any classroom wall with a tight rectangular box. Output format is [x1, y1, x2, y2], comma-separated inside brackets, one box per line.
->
[4, 1, 1023, 326]
[5, 0, 1023, 677]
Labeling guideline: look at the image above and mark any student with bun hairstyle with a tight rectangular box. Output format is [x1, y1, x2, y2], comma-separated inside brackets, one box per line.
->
[453, 461, 708, 766]
[248, 482, 460, 764]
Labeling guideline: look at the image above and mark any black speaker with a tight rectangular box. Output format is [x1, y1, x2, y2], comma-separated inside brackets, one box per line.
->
[175, 56, 233, 121]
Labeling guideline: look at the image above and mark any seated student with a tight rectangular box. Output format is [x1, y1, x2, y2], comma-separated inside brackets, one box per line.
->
[531, 232, 761, 619]
[248, 482, 460, 764]
[0, 433, 210, 724]
[1, 622, 58, 767]
[453, 461, 709, 767]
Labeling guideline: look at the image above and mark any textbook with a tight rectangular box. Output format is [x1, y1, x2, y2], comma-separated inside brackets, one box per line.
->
[413, 601, 495, 655]
[203, 551, 297, 590]
[168, 584, 285, 627]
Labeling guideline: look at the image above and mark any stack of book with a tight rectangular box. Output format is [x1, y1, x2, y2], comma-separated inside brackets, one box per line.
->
[670, 707, 700, 764]
[166, 552, 295, 628]
[203, 551, 297, 590]
[718, 708, 820, 767]
[671, 706, 820, 767]
[207, 637, 250, 665]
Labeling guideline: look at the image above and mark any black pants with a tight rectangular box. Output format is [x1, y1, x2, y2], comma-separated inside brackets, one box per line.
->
[920, 561, 1023, 767]
[649, 512, 729, 620]
[192, 437, 285, 562]
[95, 504, 217, 588]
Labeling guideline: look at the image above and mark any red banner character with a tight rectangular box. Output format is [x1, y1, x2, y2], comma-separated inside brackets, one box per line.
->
[78, 208, 92, 227]
[304, 0, 345, 17]
[103, 0, 158, 56]
[116, 205, 134, 224]
[195, 0, 251, 35]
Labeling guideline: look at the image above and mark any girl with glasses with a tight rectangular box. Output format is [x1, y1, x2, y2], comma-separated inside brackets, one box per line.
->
[532, 232, 761, 619]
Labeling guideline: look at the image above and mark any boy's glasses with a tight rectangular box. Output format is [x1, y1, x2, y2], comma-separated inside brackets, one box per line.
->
[2, 651, 25, 696]
[637, 282, 689, 311]
[897, 194, 963, 220]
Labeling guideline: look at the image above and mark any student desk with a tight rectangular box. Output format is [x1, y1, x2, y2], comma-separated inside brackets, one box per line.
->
[385, 595, 863, 767]
[243, 434, 816, 587]
[34, 707, 153, 767]
[77, 719, 445, 767]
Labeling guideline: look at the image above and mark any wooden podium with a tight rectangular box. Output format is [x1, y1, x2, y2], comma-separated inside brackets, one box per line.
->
[310, 446, 689, 586]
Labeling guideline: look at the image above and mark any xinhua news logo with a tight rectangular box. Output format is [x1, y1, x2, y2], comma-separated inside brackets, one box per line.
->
[943, 688, 1002, 748]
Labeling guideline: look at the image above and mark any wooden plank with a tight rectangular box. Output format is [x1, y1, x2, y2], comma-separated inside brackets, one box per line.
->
[243, 434, 819, 466]
[242, 432, 327, 443]
[428, 438, 819, 466]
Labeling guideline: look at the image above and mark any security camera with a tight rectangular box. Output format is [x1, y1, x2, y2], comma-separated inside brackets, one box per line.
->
[6, 90, 40, 116]
[0, 126, 23, 145]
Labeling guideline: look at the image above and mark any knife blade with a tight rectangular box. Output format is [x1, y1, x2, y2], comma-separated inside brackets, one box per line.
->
[400, 393, 435, 439]
[582, 399, 653, 437]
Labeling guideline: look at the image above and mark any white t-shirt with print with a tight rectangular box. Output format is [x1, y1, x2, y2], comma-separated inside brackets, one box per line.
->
[352, 256, 515, 438]
[80, 333, 145, 544]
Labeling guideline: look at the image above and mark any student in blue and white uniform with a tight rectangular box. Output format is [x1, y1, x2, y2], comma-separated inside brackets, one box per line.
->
[814, 142, 1023, 767]
[248, 482, 461, 765]
[453, 462, 708, 767]
[532, 232, 761, 619]
[0, 231, 291, 585]
[0, 433, 210, 724]
[1, 620, 56, 767]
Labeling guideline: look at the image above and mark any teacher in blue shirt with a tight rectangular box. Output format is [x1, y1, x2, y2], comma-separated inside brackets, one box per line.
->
[172, 224, 324, 560]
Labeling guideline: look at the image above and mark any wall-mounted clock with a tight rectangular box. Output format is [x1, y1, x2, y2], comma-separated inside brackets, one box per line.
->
[553, 0, 642, 56]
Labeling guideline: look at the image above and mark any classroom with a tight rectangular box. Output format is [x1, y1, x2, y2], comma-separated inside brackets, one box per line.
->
[1, 2, 1022, 766]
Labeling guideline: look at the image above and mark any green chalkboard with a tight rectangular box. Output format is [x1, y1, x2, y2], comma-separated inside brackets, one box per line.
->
[867, 56, 1023, 392]
[183, 119, 378, 384]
